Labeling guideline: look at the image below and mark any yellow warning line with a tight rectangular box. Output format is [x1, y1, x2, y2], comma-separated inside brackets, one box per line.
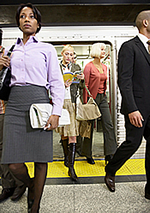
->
[25, 158, 145, 178]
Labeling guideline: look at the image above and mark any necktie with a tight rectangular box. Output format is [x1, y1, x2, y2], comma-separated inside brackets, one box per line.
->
[147, 40, 150, 54]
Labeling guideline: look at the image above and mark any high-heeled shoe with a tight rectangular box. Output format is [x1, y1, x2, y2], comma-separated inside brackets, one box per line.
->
[105, 154, 113, 165]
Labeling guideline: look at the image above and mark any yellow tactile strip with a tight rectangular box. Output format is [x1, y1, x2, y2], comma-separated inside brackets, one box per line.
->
[25, 159, 145, 178]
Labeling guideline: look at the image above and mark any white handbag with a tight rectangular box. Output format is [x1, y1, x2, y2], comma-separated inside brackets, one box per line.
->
[29, 103, 70, 129]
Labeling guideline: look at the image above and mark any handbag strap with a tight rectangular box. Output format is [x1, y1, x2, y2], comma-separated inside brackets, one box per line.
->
[7, 45, 15, 57]
[84, 85, 93, 97]
[0, 44, 15, 88]
[76, 85, 93, 98]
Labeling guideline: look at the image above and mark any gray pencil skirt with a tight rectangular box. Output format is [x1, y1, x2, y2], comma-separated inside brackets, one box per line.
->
[1, 85, 53, 164]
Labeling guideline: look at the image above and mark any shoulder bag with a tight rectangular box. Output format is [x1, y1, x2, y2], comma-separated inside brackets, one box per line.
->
[76, 86, 101, 121]
[0, 45, 15, 101]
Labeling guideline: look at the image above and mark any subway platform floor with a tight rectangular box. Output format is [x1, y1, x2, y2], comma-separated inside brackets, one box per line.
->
[0, 181, 150, 213]
[0, 130, 149, 212]
[0, 157, 149, 212]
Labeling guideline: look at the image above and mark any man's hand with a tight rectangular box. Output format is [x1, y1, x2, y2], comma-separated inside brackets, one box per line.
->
[44, 114, 59, 130]
[128, 110, 144, 128]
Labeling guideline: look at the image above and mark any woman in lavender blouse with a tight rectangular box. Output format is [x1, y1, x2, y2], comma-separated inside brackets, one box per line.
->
[0, 3, 65, 213]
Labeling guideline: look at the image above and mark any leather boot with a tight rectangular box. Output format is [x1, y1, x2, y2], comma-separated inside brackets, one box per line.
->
[68, 143, 78, 181]
[61, 139, 69, 167]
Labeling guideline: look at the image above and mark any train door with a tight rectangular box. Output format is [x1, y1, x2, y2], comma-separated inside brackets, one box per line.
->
[53, 42, 115, 157]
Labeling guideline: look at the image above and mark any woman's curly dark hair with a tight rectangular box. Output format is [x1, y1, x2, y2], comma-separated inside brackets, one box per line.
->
[16, 3, 41, 33]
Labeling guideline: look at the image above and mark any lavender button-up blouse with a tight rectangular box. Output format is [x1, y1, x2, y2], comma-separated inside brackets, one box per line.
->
[6, 36, 65, 116]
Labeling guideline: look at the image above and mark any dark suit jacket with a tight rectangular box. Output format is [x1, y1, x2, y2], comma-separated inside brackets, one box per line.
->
[118, 36, 150, 117]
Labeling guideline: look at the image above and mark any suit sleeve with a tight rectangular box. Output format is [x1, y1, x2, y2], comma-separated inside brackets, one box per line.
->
[118, 42, 138, 114]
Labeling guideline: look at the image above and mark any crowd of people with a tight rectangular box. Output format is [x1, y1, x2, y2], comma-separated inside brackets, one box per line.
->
[0, 3, 150, 213]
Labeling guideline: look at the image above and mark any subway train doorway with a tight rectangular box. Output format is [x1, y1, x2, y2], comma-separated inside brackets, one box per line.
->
[52, 41, 114, 159]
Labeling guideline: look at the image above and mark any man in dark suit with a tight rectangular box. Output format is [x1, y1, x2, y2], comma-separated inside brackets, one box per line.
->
[105, 10, 150, 200]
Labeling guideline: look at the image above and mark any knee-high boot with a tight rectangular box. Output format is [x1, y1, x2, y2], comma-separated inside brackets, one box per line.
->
[61, 139, 68, 167]
[68, 143, 78, 181]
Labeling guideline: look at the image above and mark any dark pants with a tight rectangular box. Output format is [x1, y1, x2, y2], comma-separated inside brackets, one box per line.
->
[106, 114, 150, 187]
[78, 94, 117, 158]
[0, 114, 23, 189]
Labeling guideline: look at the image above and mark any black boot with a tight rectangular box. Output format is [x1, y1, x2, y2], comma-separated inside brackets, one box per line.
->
[61, 139, 69, 167]
[68, 143, 78, 181]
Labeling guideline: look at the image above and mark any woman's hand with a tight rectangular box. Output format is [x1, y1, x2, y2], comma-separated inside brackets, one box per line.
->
[0, 53, 10, 70]
[44, 114, 59, 130]
[64, 79, 72, 87]
[77, 73, 84, 80]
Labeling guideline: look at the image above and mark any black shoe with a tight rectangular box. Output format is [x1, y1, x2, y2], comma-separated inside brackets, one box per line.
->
[87, 157, 95, 164]
[104, 173, 115, 192]
[145, 184, 150, 200]
[11, 184, 26, 201]
[105, 154, 113, 165]
[0, 188, 15, 203]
